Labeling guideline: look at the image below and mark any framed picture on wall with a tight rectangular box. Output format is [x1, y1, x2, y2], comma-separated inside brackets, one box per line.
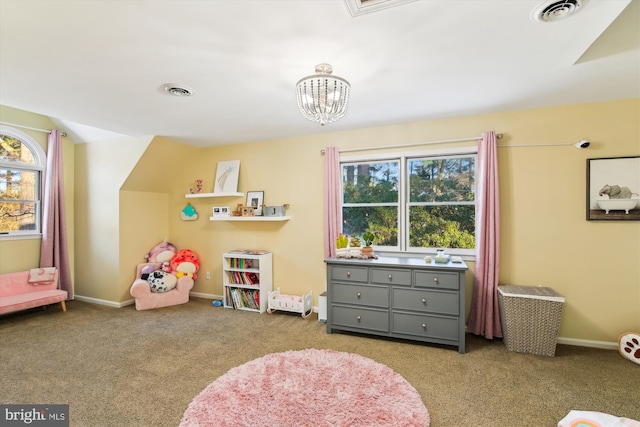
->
[587, 156, 640, 221]
[246, 191, 264, 216]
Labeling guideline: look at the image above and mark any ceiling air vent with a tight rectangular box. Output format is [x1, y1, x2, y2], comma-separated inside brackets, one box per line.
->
[161, 83, 194, 97]
[532, 0, 589, 22]
[344, 0, 417, 17]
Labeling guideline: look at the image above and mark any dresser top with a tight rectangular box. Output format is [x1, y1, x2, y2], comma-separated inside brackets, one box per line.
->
[325, 255, 468, 271]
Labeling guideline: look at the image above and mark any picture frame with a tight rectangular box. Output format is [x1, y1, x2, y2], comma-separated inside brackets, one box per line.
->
[587, 156, 640, 221]
[214, 160, 240, 193]
[212, 206, 230, 217]
[246, 191, 264, 216]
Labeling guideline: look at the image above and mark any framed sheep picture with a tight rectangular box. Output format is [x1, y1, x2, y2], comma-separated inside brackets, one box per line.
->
[587, 156, 640, 221]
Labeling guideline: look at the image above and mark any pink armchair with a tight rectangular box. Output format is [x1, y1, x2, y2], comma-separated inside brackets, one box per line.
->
[130, 262, 194, 311]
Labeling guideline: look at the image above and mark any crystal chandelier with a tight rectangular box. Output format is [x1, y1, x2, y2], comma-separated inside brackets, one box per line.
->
[296, 63, 350, 126]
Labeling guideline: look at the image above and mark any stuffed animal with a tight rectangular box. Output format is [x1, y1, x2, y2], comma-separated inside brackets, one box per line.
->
[618, 332, 640, 366]
[147, 270, 178, 293]
[140, 264, 156, 280]
[144, 241, 177, 272]
[170, 249, 200, 280]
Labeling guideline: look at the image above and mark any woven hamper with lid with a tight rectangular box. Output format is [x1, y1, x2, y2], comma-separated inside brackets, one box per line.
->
[498, 284, 565, 357]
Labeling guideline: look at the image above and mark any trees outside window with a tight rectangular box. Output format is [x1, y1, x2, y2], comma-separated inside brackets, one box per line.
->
[341, 152, 476, 254]
[0, 127, 45, 237]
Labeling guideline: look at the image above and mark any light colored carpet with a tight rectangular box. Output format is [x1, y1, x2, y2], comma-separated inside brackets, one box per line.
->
[180, 348, 430, 426]
[1, 298, 639, 426]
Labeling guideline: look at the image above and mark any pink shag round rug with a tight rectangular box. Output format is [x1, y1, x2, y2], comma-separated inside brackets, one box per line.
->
[180, 348, 430, 427]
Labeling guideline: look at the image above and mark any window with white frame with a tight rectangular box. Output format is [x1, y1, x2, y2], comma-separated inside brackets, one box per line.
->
[0, 126, 45, 238]
[341, 149, 477, 255]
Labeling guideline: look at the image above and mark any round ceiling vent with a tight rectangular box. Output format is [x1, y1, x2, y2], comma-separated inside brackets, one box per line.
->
[161, 83, 194, 97]
[532, 0, 589, 22]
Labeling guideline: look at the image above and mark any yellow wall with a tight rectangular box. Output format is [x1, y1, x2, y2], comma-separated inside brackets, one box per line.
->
[157, 98, 639, 344]
[74, 135, 152, 301]
[0, 106, 75, 287]
[118, 137, 199, 301]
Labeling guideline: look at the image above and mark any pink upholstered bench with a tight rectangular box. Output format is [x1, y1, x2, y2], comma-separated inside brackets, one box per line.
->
[0, 268, 68, 315]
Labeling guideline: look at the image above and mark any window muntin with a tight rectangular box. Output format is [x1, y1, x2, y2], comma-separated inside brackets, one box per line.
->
[0, 128, 44, 237]
[340, 151, 476, 255]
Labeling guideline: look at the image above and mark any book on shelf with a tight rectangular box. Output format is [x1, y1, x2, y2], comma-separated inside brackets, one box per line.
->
[229, 249, 270, 255]
[226, 287, 260, 310]
[226, 271, 260, 286]
[247, 272, 259, 285]
[225, 287, 234, 309]
[227, 258, 253, 269]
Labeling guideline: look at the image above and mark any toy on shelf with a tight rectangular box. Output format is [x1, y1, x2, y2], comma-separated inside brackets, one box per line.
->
[267, 288, 313, 319]
[189, 179, 204, 194]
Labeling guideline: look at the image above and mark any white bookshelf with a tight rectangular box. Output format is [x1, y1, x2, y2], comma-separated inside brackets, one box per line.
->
[222, 251, 273, 313]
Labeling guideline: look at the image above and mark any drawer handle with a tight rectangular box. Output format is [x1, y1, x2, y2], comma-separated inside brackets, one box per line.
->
[433, 277, 439, 284]
[357, 315, 361, 321]
[356, 292, 361, 298]
[422, 298, 427, 305]
[347, 271, 351, 278]
[422, 323, 427, 329]
[388, 274, 392, 280]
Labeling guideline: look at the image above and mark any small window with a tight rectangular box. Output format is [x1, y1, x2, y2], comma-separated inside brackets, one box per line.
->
[0, 126, 45, 238]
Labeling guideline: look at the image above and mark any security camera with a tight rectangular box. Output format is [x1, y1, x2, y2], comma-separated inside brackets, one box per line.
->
[575, 140, 590, 149]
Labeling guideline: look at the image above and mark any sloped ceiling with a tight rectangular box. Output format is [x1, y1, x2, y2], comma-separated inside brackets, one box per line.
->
[0, 0, 637, 146]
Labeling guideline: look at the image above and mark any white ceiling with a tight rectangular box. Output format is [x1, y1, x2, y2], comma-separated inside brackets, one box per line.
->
[0, 0, 638, 147]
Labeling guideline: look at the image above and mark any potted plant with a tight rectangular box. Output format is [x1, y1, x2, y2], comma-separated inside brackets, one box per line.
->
[349, 235, 362, 257]
[362, 231, 375, 257]
[335, 233, 349, 257]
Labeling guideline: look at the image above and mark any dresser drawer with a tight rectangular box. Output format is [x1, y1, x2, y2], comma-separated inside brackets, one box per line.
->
[414, 271, 459, 290]
[392, 312, 458, 341]
[332, 305, 389, 332]
[331, 283, 389, 308]
[392, 288, 459, 316]
[331, 266, 368, 283]
[370, 268, 412, 286]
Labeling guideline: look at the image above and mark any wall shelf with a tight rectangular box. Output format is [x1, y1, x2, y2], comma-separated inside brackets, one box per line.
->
[185, 192, 243, 198]
[209, 216, 291, 222]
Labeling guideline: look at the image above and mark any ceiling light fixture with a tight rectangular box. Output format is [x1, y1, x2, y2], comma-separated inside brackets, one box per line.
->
[296, 63, 350, 126]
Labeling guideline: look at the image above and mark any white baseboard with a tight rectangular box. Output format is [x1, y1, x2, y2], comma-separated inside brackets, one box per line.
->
[557, 337, 617, 350]
[74, 294, 134, 308]
[189, 291, 222, 300]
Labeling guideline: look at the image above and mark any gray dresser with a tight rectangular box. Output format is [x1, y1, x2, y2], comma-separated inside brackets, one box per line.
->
[325, 256, 468, 353]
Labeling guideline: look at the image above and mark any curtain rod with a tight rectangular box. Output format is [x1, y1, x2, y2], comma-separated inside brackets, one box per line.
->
[320, 133, 502, 154]
[0, 121, 67, 137]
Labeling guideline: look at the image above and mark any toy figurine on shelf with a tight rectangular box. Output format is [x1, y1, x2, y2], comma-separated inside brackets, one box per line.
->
[189, 179, 203, 194]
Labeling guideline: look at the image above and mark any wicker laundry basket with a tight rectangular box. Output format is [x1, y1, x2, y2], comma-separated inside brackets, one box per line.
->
[498, 285, 565, 357]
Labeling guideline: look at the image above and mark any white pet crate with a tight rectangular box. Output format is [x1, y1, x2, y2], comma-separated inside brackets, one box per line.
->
[267, 288, 313, 318]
